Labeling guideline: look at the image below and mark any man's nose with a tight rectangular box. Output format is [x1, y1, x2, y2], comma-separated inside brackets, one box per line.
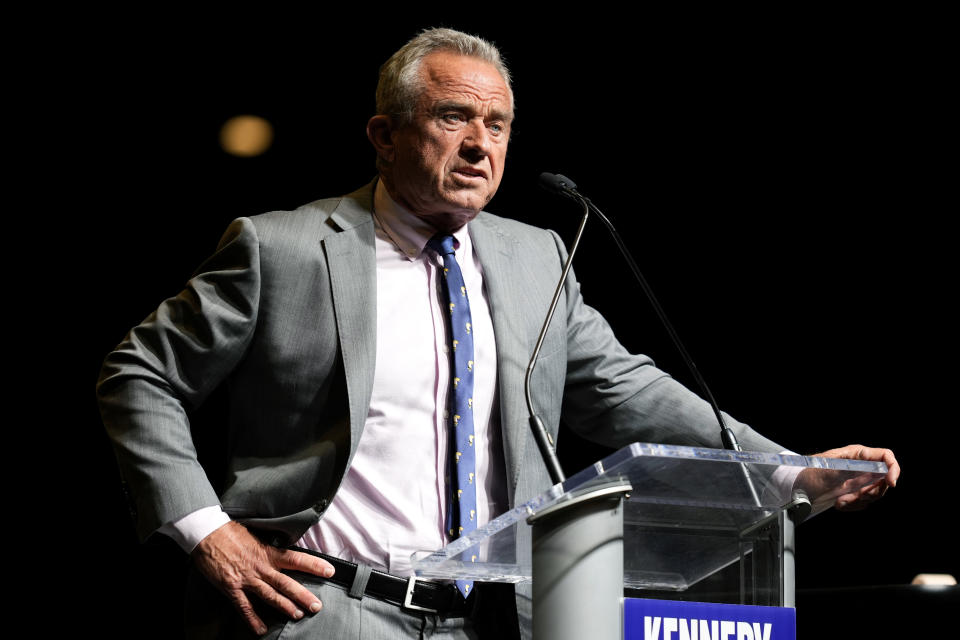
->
[461, 119, 492, 157]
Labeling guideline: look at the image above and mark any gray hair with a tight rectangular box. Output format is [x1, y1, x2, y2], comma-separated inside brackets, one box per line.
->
[376, 28, 513, 127]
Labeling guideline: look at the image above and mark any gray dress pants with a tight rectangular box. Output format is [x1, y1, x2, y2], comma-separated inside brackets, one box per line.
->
[185, 567, 523, 640]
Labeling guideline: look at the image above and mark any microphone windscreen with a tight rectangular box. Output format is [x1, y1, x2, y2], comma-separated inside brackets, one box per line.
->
[538, 172, 578, 194]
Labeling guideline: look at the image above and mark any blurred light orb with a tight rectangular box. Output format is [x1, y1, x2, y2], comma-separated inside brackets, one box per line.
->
[220, 115, 274, 157]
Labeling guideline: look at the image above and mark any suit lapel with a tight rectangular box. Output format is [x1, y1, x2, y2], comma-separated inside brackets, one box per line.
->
[323, 185, 377, 456]
[470, 215, 530, 505]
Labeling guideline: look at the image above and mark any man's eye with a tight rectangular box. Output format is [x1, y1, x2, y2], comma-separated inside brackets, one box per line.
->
[442, 113, 465, 124]
[489, 123, 504, 135]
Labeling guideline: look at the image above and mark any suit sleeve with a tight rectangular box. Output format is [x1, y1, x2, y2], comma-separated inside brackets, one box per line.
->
[550, 230, 784, 454]
[96, 218, 262, 541]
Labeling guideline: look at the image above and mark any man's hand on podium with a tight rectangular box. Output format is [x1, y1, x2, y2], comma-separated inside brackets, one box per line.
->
[813, 444, 899, 510]
[800, 444, 900, 512]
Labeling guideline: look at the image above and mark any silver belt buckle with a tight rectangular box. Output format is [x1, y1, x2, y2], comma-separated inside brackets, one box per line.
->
[403, 576, 439, 613]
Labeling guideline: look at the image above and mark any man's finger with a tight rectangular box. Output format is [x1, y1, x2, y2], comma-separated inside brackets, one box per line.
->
[835, 475, 890, 510]
[225, 587, 269, 636]
[853, 445, 900, 489]
[265, 567, 325, 614]
[248, 577, 306, 622]
[274, 548, 336, 579]
[880, 451, 900, 488]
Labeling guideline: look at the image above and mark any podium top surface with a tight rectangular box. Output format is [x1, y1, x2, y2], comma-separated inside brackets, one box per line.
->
[411, 443, 886, 589]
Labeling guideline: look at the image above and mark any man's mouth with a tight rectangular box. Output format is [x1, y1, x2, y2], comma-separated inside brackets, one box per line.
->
[452, 167, 487, 180]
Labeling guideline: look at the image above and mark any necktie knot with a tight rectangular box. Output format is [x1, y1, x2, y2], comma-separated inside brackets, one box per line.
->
[427, 234, 457, 257]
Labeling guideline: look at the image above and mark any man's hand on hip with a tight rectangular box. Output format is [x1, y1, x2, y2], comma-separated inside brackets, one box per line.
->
[191, 520, 335, 636]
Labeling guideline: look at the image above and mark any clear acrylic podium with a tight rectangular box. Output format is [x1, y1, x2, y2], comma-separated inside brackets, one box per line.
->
[411, 443, 888, 640]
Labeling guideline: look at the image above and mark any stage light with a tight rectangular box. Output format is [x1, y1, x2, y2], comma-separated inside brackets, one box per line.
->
[220, 115, 274, 157]
[911, 574, 956, 585]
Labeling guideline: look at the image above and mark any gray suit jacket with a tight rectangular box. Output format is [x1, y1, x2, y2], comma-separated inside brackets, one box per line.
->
[97, 180, 783, 546]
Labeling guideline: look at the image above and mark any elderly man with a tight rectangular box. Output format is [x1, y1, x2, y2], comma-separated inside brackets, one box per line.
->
[97, 28, 899, 639]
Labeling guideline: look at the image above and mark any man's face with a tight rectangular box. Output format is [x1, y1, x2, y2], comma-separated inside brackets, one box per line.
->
[381, 52, 513, 231]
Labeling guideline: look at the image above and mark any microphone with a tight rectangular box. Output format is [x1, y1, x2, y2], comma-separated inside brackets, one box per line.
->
[536, 173, 761, 504]
[537, 172, 579, 197]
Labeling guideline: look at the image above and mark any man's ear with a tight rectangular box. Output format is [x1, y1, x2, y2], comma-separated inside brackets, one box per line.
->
[367, 115, 396, 164]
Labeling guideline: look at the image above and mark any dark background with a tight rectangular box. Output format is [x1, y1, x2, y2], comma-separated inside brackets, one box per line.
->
[58, 10, 955, 637]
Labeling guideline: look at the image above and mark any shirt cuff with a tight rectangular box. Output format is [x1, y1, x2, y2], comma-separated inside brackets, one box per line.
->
[763, 450, 805, 505]
[158, 506, 231, 553]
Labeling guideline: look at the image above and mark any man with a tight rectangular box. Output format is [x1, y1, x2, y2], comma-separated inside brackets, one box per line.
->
[97, 28, 899, 639]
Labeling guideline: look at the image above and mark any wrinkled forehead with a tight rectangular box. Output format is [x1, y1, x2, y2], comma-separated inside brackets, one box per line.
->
[417, 52, 515, 118]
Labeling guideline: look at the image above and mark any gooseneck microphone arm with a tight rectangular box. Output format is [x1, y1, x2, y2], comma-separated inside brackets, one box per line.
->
[523, 180, 591, 486]
[539, 172, 761, 506]
[580, 192, 741, 450]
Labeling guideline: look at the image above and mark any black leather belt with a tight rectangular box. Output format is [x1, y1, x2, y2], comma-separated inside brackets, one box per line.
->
[290, 547, 471, 616]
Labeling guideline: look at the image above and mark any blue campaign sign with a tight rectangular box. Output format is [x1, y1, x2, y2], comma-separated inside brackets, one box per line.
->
[624, 598, 796, 640]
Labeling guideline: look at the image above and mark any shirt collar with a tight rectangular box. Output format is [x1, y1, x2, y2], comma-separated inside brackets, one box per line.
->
[373, 179, 470, 261]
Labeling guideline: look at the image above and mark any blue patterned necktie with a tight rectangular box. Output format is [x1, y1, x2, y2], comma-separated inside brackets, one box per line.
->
[427, 233, 477, 599]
